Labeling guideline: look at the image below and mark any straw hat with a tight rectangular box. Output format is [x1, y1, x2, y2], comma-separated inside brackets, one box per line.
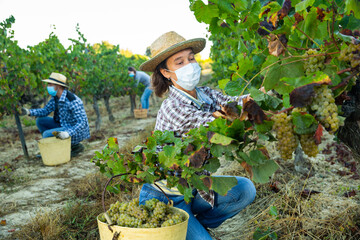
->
[42, 72, 68, 88]
[140, 31, 206, 72]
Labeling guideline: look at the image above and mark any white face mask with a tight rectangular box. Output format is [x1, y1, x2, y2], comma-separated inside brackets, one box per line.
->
[168, 63, 201, 91]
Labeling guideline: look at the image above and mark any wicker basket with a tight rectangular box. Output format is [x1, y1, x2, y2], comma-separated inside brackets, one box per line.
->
[134, 108, 147, 118]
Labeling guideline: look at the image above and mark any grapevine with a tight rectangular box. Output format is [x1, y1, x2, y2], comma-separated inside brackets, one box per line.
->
[101, 198, 186, 228]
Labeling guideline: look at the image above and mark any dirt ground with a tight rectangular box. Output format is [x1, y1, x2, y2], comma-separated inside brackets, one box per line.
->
[1, 86, 360, 239]
[0, 95, 160, 239]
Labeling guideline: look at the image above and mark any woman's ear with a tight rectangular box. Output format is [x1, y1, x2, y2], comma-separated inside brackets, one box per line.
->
[160, 68, 171, 80]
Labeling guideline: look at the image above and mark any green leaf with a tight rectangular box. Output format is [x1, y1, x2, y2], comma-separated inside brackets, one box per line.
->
[269, 206, 278, 217]
[107, 137, 119, 151]
[252, 160, 279, 183]
[210, 144, 236, 157]
[292, 111, 318, 134]
[190, 174, 208, 191]
[248, 149, 268, 166]
[345, 0, 360, 19]
[225, 119, 245, 140]
[339, 15, 360, 30]
[209, 133, 235, 145]
[218, 78, 230, 90]
[254, 120, 274, 134]
[253, 227, 278, 240]
[237, 55, 253, 76]
[295, 0, 315, 12]
[203, 158, 221, 172]
[249, 87, 282, 110]
[137, 171, 159, 183]
[263, 59, 305, 90]
[211, 176, 238, 196]
[191, 0, 220, 24]
[208, 118, 228, 135]
[303, 7, 319, 40]
[225, 79, 244, 96]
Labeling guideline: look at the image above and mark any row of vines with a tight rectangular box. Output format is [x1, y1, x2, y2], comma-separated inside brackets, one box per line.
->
[0, 16, 148, 159]
[93, 0, 360, 206]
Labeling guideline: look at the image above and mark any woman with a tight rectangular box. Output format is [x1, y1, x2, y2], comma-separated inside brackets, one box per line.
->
[138, 31, 256, 240]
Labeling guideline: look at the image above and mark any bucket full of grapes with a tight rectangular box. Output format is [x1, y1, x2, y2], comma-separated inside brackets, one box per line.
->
[97, 174, 189, 240]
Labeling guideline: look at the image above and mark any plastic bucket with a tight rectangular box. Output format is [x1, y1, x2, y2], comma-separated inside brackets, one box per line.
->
[38, 137, 71, 166]
[134, 108, 147, 119]
[97, 207, 189, 240]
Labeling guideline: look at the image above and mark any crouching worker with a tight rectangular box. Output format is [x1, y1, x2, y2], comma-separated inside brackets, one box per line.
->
[138, 31, 256, 240]
[21, 72, 90, 157]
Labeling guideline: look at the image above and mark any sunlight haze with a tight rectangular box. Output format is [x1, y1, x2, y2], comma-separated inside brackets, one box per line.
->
[0, 0, 211, 58]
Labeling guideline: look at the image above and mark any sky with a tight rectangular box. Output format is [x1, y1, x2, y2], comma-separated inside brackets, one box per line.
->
[0, 0, 211, 59]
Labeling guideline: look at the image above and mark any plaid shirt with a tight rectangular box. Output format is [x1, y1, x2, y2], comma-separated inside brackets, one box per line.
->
[155, 86, 247, 135]
[29, 90, 90, 145]
[155, 86, 247, 207]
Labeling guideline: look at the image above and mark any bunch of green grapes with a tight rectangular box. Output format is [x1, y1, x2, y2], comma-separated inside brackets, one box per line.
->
[103, 198, 186, 228]
[303, 49, 326, 75]
[310, 85, 339, 133]
[272, 112, 298, 160]
[338, 43, 360, 68]
[299, 134, 319, 157]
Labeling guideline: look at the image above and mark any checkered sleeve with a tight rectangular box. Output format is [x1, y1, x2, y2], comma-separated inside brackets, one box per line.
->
[64, 99, 88, 137]
[29, 98, 55, 117]
[155, 99, 215, 135]
[202, 87, 249, 107]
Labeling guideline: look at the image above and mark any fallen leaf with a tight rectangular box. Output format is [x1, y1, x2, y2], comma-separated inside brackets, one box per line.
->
[1, 220, 6, 226]
[344, 190, 356, 198]
[269, 181, 281, 193]
[300, 189, 321, 198]
[314, 124, 323, 145]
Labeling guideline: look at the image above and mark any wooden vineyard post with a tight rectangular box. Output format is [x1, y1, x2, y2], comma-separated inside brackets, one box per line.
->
[14, 110, 30, 160]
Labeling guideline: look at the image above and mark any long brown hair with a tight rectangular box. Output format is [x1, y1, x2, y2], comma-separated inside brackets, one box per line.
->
[151, 59, 172, 97]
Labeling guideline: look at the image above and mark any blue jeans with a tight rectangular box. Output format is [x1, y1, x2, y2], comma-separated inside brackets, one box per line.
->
[140, 87, 153, 109]
[36, 117, 65, 138]
[139, 176, 256, 240]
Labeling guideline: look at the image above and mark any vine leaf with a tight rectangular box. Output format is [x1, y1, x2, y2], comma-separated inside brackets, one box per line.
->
[292, 111, 318, 134]
[278, 0, 291, 20]
[252, 160, 279, 184]
[240, 161, 253, 179]
[208, 132, 235, 146]
[243, 99, 267, 124]
[211, 176, 238, 196]
[290, 84, 316, 107]
[188, 146, 208, 168]
[268, 34, 287, 57]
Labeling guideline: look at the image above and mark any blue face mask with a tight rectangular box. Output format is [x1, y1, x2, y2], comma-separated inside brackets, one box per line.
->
[47, 86, 57, 96]
[129, 73, 135, 77]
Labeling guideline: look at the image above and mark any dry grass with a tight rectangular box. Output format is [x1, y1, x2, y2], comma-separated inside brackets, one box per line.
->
[11, 209, 65, 240]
